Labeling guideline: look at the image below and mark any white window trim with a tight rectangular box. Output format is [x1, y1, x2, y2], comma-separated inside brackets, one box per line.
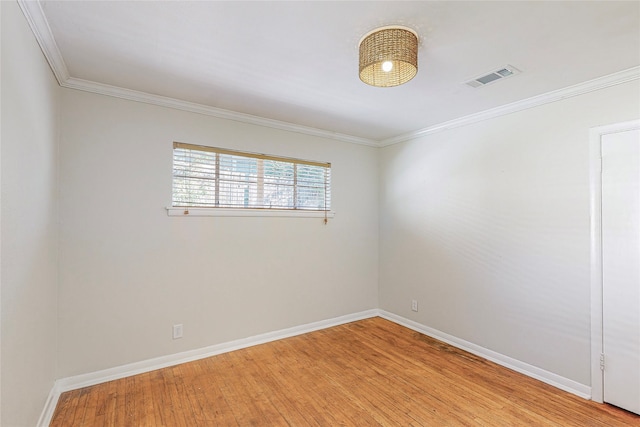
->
[166, 207, 336, 218]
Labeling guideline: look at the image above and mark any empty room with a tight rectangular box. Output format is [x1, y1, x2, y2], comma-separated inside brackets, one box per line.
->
[2, 1, 639, 426]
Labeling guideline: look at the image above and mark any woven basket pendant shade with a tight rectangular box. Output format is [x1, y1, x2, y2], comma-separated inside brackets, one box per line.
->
[359, 26, 418, 87]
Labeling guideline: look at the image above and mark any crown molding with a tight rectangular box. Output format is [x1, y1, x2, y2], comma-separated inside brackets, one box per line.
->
[18, 0, 640, 149]
[16, 1, 378, 148]
[17, 0, 69, 83]
[63, 66, 640, 149]
[62, 77, 379, 147]
[380, 66, 640, 147]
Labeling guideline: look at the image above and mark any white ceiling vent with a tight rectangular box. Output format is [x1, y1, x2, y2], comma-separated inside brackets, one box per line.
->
[465, 65, 520, 88]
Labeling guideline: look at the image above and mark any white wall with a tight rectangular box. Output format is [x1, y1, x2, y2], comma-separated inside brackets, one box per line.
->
[379, 80, 640, 387]
[57, 89, 379, 377]
[1, 2, 60, 426]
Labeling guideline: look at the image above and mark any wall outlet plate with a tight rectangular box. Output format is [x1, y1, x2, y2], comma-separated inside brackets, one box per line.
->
[411, 300, 418, 312]
[173, 324, 183, 339]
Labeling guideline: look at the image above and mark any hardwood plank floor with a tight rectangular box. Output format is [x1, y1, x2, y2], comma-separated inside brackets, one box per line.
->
[50, 317, 640, 426]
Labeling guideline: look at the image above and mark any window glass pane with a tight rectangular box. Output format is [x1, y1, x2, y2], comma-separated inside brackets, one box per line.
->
[263, 160, 295, 208]
[219, 154, 258, 207]
[264, 183, 294, 208]
[264, 160, 294, 185]
[297, 165, 330, 210]
[173, 148, 217, 206]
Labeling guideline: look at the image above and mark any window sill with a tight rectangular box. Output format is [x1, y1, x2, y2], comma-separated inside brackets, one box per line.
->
[166, 207, 336, 218]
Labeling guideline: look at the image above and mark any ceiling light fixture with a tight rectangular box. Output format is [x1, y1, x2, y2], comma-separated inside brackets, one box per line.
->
[359, 26, 418, 87]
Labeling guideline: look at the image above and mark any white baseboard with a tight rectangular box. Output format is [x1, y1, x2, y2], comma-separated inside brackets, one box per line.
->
[37, 309, 378, 426]
[378, 310, 591, 399]
[39, 308, 592, 426]
[37, 385, 62, 427]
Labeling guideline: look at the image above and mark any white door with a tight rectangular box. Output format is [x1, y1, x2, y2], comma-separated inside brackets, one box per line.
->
[601, 128, 640, 415]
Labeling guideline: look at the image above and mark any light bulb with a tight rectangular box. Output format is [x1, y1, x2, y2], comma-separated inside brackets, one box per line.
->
[382, 61, 393, 72]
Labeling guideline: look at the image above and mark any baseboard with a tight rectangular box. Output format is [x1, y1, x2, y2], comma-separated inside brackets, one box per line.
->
[37, 384, 63, 427]
[38, 309, 378, 426]
[378, 310, 592, 399]
[39, 308, 592, 425]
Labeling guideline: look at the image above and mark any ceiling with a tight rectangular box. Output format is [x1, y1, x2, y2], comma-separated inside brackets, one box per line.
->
[26, 1, 640, 145]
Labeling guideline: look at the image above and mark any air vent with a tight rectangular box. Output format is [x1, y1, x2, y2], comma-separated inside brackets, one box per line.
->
[465, 65, 520, 88]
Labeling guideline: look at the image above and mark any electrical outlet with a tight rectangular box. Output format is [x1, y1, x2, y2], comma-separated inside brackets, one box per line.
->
[411, 300, 418, 312]
[173, 324, 183, 339]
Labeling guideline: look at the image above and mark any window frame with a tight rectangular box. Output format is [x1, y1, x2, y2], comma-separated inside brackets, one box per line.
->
[167, 142, 335, 218]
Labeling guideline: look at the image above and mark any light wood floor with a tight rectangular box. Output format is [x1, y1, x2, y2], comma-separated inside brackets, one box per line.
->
[51, 317, 639, 426]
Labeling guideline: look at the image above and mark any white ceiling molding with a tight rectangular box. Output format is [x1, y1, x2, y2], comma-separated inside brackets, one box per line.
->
[18, 0, 640, 150]
[380, 66, 640, 147]
[17, 0, 69, 84]
[63, 77, 379, 147]
[17, 0, 378, 148]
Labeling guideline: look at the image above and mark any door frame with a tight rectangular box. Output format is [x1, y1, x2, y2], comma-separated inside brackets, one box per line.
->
[589, 119, 640, 403]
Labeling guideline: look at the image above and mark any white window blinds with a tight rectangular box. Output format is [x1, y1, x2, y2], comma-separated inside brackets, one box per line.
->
[172, 142, 331, 211]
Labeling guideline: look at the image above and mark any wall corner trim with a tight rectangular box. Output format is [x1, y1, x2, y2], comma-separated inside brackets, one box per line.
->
[378, 310, 592, 400]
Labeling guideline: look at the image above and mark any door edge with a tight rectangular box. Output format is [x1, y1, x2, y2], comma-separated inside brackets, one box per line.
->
[589, 119, 640, 403]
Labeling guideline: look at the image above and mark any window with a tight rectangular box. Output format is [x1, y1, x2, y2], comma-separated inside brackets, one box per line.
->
[171, 142, 331, 214]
